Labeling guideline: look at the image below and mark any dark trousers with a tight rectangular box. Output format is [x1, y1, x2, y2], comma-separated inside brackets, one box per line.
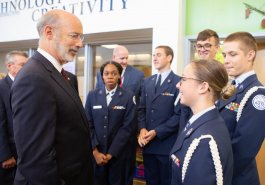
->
[0, 165, 16, 185]
[143, 153, 171, 185]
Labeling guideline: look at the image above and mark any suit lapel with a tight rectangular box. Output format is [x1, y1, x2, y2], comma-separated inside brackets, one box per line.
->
[34, 52, 89, 131]
[98, 87, 108, 109]
[171, 108, 219, 154]
[122, 66, 132, 88]
[108, 87, 122, 110]
[153, 71, 174, 100]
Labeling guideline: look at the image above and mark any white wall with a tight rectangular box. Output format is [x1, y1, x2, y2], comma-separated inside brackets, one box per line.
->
[0, 0, 185, 74]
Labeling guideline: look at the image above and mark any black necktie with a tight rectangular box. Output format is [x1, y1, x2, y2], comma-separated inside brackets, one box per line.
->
[61, 68, 69, 81]
[155, 74, 161, 93]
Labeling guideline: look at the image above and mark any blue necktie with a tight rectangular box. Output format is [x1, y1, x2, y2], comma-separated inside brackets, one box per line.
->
[155, 74, 161, 93]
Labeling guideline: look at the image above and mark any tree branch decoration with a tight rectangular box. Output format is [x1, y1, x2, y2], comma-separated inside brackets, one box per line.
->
[243, 2, 265, 28]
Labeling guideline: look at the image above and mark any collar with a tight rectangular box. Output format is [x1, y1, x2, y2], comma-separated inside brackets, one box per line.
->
[8, 73, 15, 81]
[105, 85, 118, 96]
[121, 67, 127, 77]
[189, 105, 216, 125]
[37, 48, 62, 73]
[235, 70, 255, 86]
[157, 69, 171, 83]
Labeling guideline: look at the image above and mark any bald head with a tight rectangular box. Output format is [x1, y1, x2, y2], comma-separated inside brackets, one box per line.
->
[36, 10, 83, 65]
[112, 45, 129, 69]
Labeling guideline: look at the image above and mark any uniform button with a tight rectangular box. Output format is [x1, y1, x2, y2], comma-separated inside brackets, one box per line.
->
[104, 116, 107, 119]
[151, 110, 154, 113]
[103, 135, 106, 138]
[151, 120, 153, 122]
[104, 126, 107, 129]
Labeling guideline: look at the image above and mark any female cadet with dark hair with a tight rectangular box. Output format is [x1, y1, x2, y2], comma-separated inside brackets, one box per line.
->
[170, 59, 235, 185]
[85, 61, 136, 185]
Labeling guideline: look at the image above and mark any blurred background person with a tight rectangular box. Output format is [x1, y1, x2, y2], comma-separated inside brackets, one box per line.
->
[171, 59, 234, 185]
[85, 61, 136, 185]
[195, 29, 220, 60]
[0, 50, 28, 185]
[11, 10, 94, 185]
[96, 45, 144, 185]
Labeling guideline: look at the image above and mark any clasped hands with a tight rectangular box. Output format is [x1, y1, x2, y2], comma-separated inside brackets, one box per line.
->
[138, 128, 157, 147]
[93, 148, 112, 166]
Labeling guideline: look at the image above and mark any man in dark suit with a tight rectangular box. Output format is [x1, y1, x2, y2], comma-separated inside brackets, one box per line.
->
[218, 32, 265, 185]
[96, 45, 144, 185]
[65, 70, 79, 93]
[0, 50, 28, 185]
[138, 45, 181, 185]
[11, 10, 94, 185]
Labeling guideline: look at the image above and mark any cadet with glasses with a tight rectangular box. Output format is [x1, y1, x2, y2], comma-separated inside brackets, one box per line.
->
[170, 59, 234, 185]
[195, 29, 220, 60]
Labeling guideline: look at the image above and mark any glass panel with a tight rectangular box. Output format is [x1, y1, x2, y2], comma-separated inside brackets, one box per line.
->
[93, 43, 152, 88]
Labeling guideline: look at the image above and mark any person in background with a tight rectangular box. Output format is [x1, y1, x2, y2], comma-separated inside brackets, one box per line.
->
[96, 45, 144, 185]
[85, 61, 136, 185]
[195, 29, 220, 60]
[0, 73, 6, 79]
[138, 45, 181, 185]
[0, 50, 28, 185]
[11, 10, 94, 185]
[218, 31, 265, 185]
[170, 59, 234, 185]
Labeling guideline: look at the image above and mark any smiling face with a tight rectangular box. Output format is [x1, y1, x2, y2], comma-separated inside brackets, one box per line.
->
[176, 64, 203, 108]
[195, 36, 219, 60]
[222, 41, 254, 78]
[102, 63, 121, 91]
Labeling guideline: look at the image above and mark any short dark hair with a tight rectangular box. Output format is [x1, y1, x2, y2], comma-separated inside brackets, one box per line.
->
[196, 29, 219, 45]
[100, 61, 123, 85]
[155, 45, 174, 63]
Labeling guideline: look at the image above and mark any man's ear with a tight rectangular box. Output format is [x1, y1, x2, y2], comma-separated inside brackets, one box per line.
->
[43, 25, 54, 40]
[247, 50, 256, 62]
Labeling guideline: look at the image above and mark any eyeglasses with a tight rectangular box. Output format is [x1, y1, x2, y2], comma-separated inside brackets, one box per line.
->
[67, 33, 84, 41]
[179, 76, 204, 85]
[194, 43, 213, 50]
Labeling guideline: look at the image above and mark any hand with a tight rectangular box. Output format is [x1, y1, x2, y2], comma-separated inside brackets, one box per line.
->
[106, 154, 112, 161]
[2, 157, 16, 169]
[142, 130, 157, 144]
[138, 128, 148, 147]
[93, 149, 108, 166]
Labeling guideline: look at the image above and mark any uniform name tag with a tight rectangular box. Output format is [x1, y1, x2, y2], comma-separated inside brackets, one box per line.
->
[93, 105, 102, 109]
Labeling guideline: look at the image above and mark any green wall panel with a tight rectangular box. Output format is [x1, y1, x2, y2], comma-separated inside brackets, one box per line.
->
[186, 0, 265, 36]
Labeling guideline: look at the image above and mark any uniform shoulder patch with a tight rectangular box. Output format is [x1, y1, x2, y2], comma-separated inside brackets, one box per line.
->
[252, 94, 265, 110]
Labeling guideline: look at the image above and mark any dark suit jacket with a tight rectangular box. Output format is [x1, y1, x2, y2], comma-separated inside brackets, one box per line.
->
[85, 86, 136, 157]
[65, 70, 79, 93]
[0, 75, 16, 163]
[138, 71, 181, 155]
[11, 51, 94, 185]
[170, 108, 233, 185]
[218, 74, 265, 185]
